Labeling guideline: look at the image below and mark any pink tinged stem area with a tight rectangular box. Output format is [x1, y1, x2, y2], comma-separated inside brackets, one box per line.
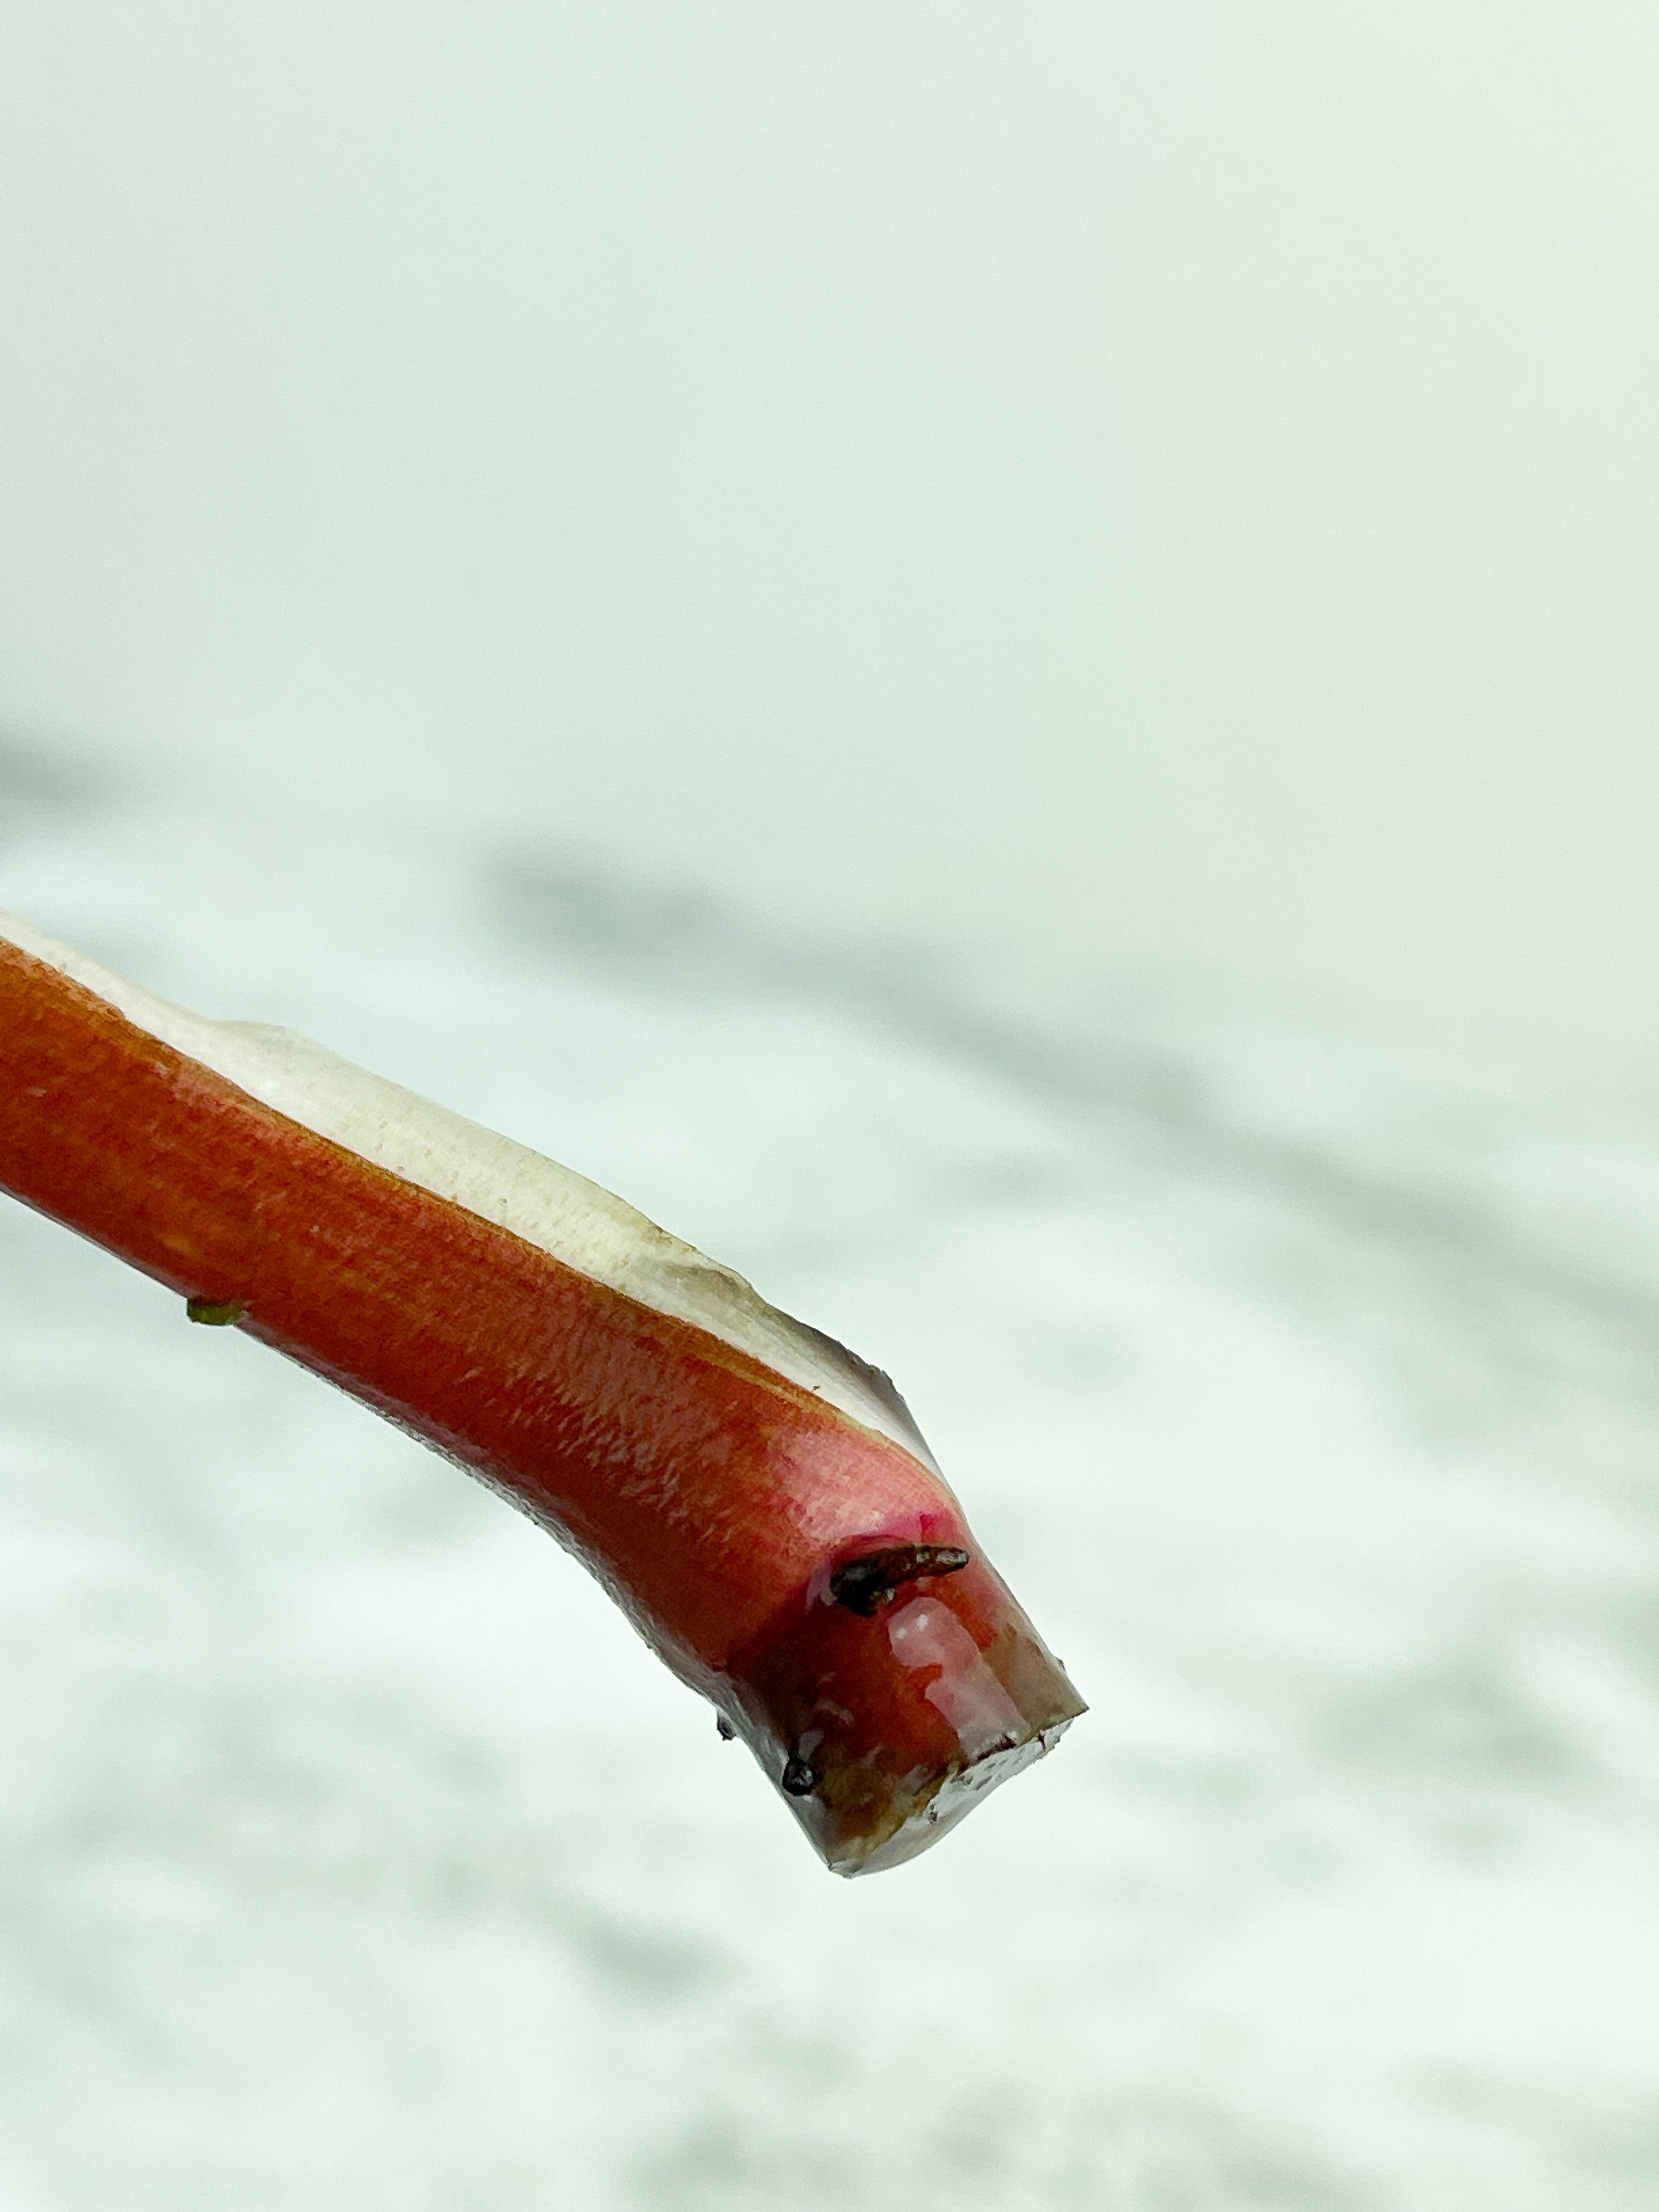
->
[0, 931, 1085, 1875]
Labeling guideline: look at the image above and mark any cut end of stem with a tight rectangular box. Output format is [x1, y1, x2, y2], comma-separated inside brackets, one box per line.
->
[723, 1548, 1086, 1876]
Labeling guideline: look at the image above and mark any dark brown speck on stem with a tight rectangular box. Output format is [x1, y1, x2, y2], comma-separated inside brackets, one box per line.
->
[829, 1543, 970, 1617]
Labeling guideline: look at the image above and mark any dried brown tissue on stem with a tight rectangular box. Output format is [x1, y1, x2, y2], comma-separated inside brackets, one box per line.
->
[0, 912, 1086, 1875]
[829, 1543, 971, 1617]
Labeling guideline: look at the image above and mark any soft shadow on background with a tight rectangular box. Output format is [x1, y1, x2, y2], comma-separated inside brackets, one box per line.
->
[3, 9, 1658, 2210]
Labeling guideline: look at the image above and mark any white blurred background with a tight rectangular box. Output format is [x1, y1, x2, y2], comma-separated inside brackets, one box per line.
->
[2, 8, 1658, 2209]
[4, 1, 1659, 1062]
